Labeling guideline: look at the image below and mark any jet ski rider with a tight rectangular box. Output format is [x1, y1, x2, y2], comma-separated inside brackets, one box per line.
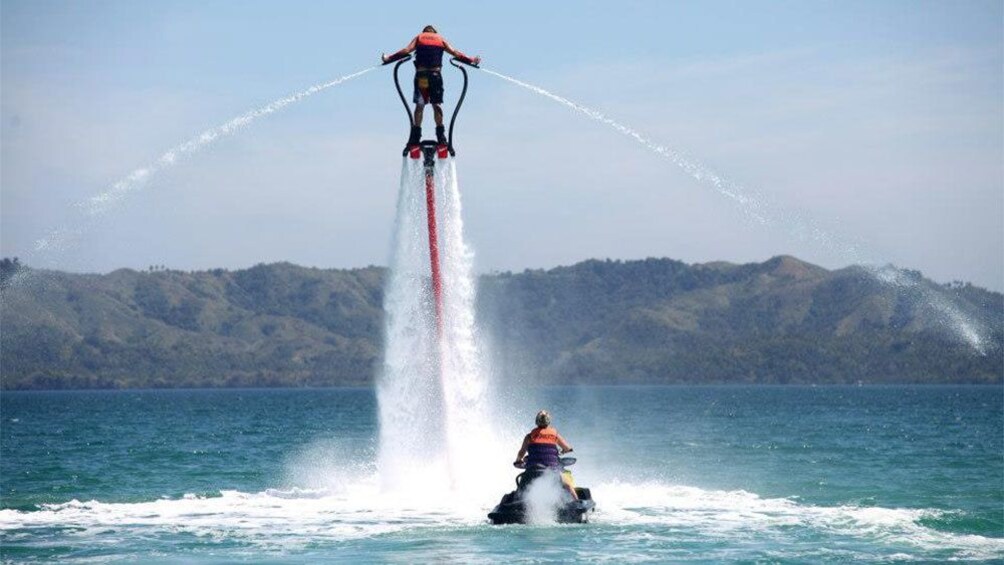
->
[381, 25, 481, 149]
[514, 410, 579, 500]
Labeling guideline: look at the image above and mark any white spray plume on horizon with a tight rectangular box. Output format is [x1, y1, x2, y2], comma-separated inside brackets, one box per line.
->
[32, 66, 376, 253]
[480, 67, 990, 353]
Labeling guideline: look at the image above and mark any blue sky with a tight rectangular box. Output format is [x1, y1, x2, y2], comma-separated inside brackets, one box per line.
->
[2, 1, 1001, 289]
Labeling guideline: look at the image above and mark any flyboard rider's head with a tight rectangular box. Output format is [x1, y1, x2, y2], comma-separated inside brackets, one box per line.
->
[423, 25, 437, 33]
[535, 410, 551, 428]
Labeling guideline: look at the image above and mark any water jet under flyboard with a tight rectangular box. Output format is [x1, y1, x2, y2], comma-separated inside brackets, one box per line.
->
[375, 56, 495, 492]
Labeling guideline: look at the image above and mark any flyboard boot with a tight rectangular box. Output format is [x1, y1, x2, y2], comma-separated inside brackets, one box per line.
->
[406, 126, 422, 159]
[435, 125, 449, 158]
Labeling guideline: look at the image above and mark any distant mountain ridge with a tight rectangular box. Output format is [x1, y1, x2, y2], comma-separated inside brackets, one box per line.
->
[1, 256, 1000, 389]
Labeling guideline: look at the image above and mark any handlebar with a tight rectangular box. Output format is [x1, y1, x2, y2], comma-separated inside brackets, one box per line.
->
[383, 54, 476, 156]
[382, 53, 412, 66]
[383, 54, 478, 68]
[513, 456, 577, 469]
[451, 56, 480, 69]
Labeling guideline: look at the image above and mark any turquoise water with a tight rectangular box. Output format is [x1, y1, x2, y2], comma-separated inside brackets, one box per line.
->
[2, 386, 1002, 563]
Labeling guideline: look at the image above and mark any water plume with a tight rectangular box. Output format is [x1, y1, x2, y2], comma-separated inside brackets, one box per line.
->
[32, 66, 376, 254]
[522, 472, 565, 525]
[376, 157, 501, 494]
[481, 68, 991, 353]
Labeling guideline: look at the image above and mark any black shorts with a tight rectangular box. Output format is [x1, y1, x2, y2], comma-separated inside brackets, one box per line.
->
[413, 70, 444, 105]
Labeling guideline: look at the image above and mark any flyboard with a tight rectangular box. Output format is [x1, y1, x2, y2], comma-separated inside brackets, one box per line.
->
[383, 54, 478, 340]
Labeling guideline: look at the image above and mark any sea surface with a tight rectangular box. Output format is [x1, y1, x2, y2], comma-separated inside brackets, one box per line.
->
[1, 386, 1002, 563]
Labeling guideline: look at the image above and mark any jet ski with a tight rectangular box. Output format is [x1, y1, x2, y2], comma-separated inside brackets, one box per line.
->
[487, 456, 596, 525]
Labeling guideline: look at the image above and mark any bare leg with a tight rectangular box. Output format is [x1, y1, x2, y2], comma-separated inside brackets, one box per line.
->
[566, 484, 578, 500]
[433, 105, 444, 127]
[414, 104, 425, 127]
[562, 475, 579, 500]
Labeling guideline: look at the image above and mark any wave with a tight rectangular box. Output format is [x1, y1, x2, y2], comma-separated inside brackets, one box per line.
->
[593, 481, 1004, 561]
[2, 479, 1000, 561]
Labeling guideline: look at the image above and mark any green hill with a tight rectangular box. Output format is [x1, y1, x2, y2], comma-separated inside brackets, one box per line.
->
[1, 256, 1000, 389]
[479, 256, 1002, 384]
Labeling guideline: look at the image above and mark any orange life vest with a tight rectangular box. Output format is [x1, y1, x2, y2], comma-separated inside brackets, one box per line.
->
[529, 426, 559, 444]
[526, 426, 560, 468]
[415, 33, 445, 68]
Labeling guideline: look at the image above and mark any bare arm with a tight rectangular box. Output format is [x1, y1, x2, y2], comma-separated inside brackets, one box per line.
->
[556, 434, 573, 454]
[442, 39, 480, 65]
[514, 434, 531, 464]
[382, 36, 418, 64]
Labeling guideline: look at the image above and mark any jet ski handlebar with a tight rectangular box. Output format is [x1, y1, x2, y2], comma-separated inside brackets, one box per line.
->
[513, 456, 578, 469]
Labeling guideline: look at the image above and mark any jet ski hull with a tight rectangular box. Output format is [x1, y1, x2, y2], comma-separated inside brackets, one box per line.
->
[488, 487, 595, 525]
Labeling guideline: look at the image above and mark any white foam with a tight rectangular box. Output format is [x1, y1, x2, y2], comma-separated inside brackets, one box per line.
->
[0, 481, 492, 550]
[522, 472, 566, 525]
[3, 480, 1000, 561]
[592, 481, 1004, 560]
[377, 158, 507, 492]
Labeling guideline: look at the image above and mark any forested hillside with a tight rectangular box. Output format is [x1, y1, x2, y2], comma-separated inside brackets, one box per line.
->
[2, 256, 1000, 389]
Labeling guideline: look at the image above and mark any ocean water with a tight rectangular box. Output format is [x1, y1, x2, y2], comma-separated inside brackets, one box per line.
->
[1, 386, 1001, 563]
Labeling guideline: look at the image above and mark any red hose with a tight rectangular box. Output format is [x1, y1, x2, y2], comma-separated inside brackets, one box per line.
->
[425, 167, 444, 339]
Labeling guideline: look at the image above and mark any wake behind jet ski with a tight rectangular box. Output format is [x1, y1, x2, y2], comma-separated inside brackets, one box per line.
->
[488, 456, 596, 525]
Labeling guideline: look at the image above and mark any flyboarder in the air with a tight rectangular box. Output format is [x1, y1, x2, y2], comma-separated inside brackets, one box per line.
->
[379, 25, 479, 389]
[382, 26, 480, 151]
